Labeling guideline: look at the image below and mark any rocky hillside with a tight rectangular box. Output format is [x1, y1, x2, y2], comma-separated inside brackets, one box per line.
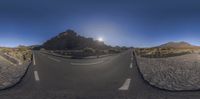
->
[0, 46, 32, 65]
[42, 29, 110, 50]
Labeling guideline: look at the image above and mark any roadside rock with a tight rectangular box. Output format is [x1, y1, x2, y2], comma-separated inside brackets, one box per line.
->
[136, 54, 200, 91]
[0, 56, 30, 89]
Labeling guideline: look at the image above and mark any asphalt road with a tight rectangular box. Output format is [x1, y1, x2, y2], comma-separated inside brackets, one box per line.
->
[0, 50, 200, 99]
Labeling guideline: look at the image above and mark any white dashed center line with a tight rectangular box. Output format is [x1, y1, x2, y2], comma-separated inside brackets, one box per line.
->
[119, 78, 131, 90]
[131, 57, 133, 61]
[34, 71, 40, 81]
[33, 53, 36, 65]
[47, 57, 61, 62]
[130, 63, 133, 69]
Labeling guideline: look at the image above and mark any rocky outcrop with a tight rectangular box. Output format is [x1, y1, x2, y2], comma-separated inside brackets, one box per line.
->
[0, 52, 22, 65]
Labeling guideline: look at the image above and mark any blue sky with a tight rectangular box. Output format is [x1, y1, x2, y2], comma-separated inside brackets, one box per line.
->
[0, 0, 200, 47]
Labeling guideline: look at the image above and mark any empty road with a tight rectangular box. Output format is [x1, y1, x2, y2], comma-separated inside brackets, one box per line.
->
[0, 50, 200, 99]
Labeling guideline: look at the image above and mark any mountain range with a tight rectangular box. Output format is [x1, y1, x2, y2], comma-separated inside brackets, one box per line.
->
[158, 41, 199, 49]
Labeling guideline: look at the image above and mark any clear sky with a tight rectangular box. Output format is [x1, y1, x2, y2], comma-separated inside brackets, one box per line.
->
[1, 0, 200, 47]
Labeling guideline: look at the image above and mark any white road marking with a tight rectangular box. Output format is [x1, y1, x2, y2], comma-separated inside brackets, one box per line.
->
[34, 71, 40, 81]
[131, 52, 133, 61]
[33, 53, 36, 65]
[71, 61, 104, 65]
[47, 57, 61, 62]
[130, 63, 133, 68]
[119, 78, 131, 91]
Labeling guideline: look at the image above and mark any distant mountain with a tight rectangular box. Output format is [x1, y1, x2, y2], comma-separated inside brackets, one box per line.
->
[42, 29, 110, 50]
[30, 45, 42, 50]
[158, 41, 199, 48]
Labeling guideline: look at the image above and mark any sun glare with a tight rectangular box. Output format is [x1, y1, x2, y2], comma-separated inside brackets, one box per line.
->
[97, 37, 103, 42]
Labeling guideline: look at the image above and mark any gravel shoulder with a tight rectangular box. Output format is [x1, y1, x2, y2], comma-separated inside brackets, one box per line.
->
[136, 54, 200, 91]
[0, 55, 30, 89]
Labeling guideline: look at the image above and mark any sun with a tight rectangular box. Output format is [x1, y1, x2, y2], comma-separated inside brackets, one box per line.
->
[97, 37, 103, 42]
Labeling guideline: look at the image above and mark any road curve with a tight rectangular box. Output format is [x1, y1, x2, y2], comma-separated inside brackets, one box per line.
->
[0, 50, 199, 99]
